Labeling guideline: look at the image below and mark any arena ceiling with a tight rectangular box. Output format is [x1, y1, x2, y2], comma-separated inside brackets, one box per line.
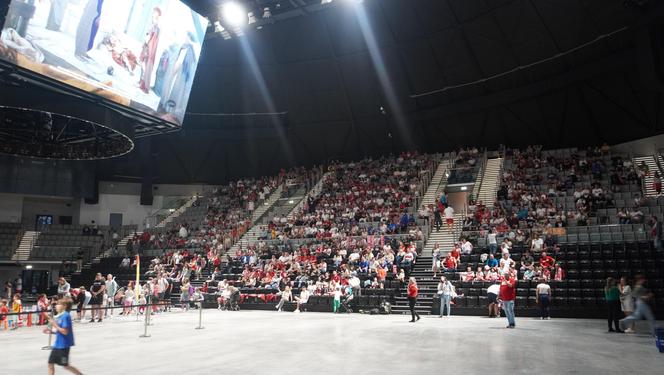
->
[93, 0, 664, 184]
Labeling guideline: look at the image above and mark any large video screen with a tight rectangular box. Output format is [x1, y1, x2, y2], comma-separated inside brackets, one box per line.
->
[0, 0, 208, 125]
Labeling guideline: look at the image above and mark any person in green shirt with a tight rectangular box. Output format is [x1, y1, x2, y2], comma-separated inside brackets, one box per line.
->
[604, 277, 623, 333]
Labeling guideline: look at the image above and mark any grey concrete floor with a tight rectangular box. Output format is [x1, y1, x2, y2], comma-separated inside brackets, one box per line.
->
[2, 310, 661, 374]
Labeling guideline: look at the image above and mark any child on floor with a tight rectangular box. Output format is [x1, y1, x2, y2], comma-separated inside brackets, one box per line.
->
[46, 298, 83, 375]
[0, 299, 8, 330]
[333, 287, 342, 313]
[11, 294, 22, 329]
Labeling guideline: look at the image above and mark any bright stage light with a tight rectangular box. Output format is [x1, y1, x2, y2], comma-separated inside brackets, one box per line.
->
[222, 2, 247, 28]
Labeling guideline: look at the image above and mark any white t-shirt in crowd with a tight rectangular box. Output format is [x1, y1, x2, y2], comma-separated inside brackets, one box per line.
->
[487, 284, 500, 295]
[444, 206, 455, 219]
[536, 283, 551, 296]
[532, 238, 544, 251]
[487, 233, 497, 245]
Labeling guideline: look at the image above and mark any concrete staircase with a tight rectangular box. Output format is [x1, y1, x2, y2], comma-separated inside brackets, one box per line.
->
[227, 185, 285, 254]
[633, 156, 662, 197]
[425, 213, 464, 256]
[420, 158, 460, 258]
[12, 231, 39, 262]
[475, 157, 503, 207]
[287, 172, 331, 220]
[390, 257, 438, 315]
[420, 160, 451, 208]
[156, 196, 199, 228]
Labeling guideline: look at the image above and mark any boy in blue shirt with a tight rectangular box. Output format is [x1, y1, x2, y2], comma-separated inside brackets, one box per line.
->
[46, 298, 82, 375]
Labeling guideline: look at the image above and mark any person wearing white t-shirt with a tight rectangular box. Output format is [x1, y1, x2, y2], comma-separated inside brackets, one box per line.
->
[531, 236, 544, 253]
[487, 283, 501, 318]
[461, 239, 473, 255]
[536, 281, 552, 320]
[443, 205, 455, 232]
[487, 230, 498, 255]
[294, 287, 310, 313]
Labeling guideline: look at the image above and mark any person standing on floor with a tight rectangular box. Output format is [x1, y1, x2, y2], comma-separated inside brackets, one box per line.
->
[46, 298, 83, 375]
[619, 274, 657, 336]
[89, 273, 105, 323]
[499, 275, 517, 328]
[487, 282, 501, 318]
[604, 277, 623, 333]
[104, 274, 118, 319]
[438, 276, 453, 318]
[618, 277, 635, 333]
[536, 279, 552, 320]
[408, 277, 421, 323]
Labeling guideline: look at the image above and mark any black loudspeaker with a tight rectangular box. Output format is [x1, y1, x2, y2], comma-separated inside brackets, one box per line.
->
[140, 177, 153, 206]
[83, 166, 99, 204]
[139, 138, 153, 206]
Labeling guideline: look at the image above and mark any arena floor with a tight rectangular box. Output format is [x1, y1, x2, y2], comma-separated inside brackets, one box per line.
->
[2, 310, 661, 374]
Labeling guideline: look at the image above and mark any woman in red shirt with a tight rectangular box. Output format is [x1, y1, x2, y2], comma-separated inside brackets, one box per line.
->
[407, 277, 421, 323]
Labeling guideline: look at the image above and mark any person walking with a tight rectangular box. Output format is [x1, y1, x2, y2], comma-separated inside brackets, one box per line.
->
[46, 298, 83, 375]
[499, 275, 517, 328]
[407, 277, 421, 323]
[536, 280, 552, 320]
[604, 277, 623, 333]
[618, 277, 635, 333]
[619, 274, 657, 336]
[437, 276, 453, 318]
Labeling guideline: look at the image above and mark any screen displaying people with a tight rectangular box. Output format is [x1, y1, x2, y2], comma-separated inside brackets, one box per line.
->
[0, 0, 208, 126]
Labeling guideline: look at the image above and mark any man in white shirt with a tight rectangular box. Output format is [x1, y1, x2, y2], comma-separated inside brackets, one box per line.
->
[531, 236, 544, 253]
[444, 205, 455, 232]
[461, 239, 473, 255]
[487, 283, 501, 318]
[294, 287, 310, 313]
[349, 273, 361, 296]
[487, 230, 498, 255]
[536, 280, 552, 320]
[178, 225, 188, 238]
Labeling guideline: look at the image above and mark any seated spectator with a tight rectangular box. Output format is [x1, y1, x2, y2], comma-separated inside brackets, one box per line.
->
[539, 252, 555, 270]
[450, 244, 461, 261]
[475, 266, 486, 281]
[294, 287, 309, 313]
[520, 251, 534, 273]
[499, 253, 515, 275]
[442, 254, 458, 271]
[460, 239, 473, 255]
[485, 254, 498, 268]
[462, 266, 475, 282]
[553, 263, 565, 281]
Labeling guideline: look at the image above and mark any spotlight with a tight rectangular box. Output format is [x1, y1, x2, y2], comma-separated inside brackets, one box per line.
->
[321, 0, 333, 4]
[222, 2, 247, 28]
[262, 7, 272, 18]
[26, 265, 33, 269]
[248, 11, 257, 24]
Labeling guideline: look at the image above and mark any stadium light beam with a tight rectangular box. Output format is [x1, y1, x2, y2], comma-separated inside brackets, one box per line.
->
[222, 2, 247, 28]
[353, 4, 414, 149]
[237, 37, 295, 165]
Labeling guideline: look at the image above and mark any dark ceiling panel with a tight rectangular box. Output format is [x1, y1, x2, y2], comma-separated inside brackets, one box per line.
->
[446, 0, 491, 23]
[270, 14, 332, 63]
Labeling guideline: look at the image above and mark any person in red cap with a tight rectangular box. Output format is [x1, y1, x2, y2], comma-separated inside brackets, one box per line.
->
[499, 270, 517, 328]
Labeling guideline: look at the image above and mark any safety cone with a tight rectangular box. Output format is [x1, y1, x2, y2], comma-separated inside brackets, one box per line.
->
[26, 311, 32, 327]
